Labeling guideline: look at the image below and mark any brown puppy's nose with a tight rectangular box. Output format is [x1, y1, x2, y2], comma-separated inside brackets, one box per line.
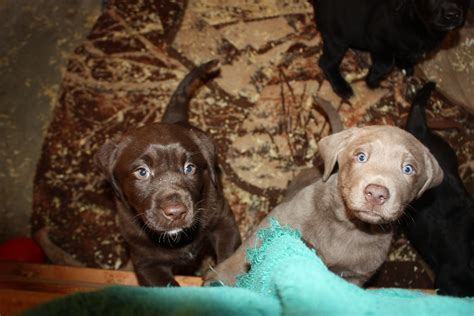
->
[162, 203, 187, 221]
[364, 184, 389, 205]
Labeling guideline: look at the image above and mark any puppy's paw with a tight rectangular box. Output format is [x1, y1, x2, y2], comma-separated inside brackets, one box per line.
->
[332, 81, 354, 99]
[402, 66, 414, 77]
[202, 265, 238, 287]
[365, 75, 381, 89]
[202, 269, 222, 287]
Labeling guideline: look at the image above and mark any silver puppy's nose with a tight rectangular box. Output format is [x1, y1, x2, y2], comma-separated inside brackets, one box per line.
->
[162, 203, 187, 221]
[364, 184, 389, 205]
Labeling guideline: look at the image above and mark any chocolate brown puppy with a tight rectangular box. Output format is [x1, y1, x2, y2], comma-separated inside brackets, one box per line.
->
[96, 60, 241, 286]
[313, 0, 470, 99]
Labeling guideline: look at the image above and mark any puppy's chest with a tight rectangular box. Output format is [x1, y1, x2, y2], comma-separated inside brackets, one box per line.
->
[315, 223, 392, 274]
[392, 33, 439, 59]
[149, 242, 208, 270]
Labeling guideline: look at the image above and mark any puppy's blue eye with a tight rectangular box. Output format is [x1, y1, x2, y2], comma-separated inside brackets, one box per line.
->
[402, 164, 415, 175]
[356, 152, 368, 163]
[184, 163, 196, 175]
[134, 167, 150, 179]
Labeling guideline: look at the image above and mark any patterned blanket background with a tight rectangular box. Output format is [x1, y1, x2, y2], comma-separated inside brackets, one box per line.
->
[32, 0, 474, 289]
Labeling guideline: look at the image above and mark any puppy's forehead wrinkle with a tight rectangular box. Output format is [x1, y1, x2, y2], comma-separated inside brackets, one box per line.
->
[132, 143, 195, 169]
[146, 143, 187, 158]
[347, 129, 423, 165]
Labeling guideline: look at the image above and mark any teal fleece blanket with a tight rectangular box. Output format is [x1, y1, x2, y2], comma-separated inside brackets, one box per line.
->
[24, 219, 474, 315]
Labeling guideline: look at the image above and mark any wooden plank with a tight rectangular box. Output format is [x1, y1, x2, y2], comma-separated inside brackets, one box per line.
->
[0, 262, 203, 315]
[0, 288, 64, 316]
[0, 262, 203, 290]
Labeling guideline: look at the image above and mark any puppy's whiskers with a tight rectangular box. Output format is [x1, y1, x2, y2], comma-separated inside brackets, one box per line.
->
[400, 203, 416, 224]
[131, 212, 151, 239]
[166, 231, 181, 244]
[194, 199, 205, 209]
[378, 223, 386, 232]
[181, 229, 190, 239]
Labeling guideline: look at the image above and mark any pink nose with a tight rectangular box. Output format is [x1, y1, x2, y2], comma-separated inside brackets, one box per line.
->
[364, 184, 389, 205]
[162, 203, 187, 221]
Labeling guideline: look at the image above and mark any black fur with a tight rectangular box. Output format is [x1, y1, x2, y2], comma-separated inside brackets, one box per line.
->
[405, 82, 474, 297]
[313, 0, 469, 99]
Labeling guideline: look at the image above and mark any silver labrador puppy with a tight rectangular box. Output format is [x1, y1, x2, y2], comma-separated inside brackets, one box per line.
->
[205, 125, 443, 286]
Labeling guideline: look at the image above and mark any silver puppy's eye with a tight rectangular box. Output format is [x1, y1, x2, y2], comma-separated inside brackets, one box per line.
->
[133, 167, 150, 179]
[183, 162, 196, 175]
[402, 164, 415, 175]
[356, 152, 368, 163]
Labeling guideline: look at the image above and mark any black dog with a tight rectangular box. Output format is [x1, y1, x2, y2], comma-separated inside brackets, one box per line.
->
[405, 82, 474, 297]
[95, 61, 241, 286]
[313, 0, 470, 99]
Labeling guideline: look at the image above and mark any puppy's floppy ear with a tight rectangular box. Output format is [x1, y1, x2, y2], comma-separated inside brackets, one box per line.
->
[94, 134, 123, 181]
[318, 127, 361, 181]
[416, 148, 444, 198]
[189, 128, 218, 188]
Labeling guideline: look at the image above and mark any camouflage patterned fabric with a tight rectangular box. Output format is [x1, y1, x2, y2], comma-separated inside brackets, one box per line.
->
[32, 0, 474, 289]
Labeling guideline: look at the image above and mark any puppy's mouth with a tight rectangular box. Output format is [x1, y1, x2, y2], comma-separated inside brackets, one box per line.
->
[351, 203, 403, 224]
[167, 228, 183, 235]
[162, 228, 184, 242]
[433, 20, 463, 32]
[349, 200, 397, 224]
[353, 209, 385, 224]
[430, 11, 465, 32]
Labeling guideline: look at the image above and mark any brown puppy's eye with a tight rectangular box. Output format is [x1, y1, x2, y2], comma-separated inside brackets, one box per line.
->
[183, 162, 196, 175]
[133, 167, 150, 180]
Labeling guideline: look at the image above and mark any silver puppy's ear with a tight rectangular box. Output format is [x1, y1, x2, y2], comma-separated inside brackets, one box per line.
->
[190, 129, 218, 188]
[416, 148, 444, 198]
[318, 127, 361, 182]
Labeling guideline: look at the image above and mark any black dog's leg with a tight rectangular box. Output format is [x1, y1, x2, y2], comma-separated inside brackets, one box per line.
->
[319, 40, 353, 99]
[396, 58, 415, 77]
[405, 82, 435, 137]
[366, 53, 394, 88]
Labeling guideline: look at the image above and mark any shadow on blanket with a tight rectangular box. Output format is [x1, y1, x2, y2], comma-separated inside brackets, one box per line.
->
[24, 219, 474, 316]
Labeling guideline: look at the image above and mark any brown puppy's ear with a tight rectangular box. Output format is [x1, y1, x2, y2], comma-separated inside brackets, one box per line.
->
[189, 129, 218, 188]
[318, 127, 361, 181]
[416, 148, 444, 198]
[94, 134, 123, 181]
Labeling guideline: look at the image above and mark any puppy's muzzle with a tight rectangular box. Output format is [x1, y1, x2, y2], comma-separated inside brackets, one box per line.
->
[436, 4, 465, 30]
[443, 8, 463, 26]
[364, 184, 390, 206]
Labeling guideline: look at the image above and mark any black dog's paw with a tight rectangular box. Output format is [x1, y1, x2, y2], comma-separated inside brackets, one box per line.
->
[323, 72, 354, 99]
[366, 58, 393, 89]
[318, 58, 354, 99]
[365, 73, 382, 89]
[321, 71, 354, 99]
[402, 66, 414, 77]
[396, 60, 415, 77]
[333, 80, 354, 99]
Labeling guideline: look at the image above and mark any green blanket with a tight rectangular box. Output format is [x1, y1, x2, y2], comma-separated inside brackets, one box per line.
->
[24, 219, 474, 315]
